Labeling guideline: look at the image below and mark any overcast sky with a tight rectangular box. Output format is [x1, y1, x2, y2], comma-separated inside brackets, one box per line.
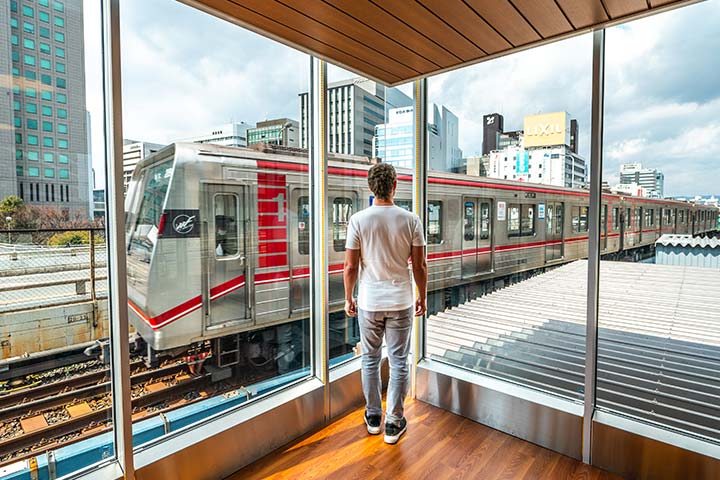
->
[86, 0, 719, 196]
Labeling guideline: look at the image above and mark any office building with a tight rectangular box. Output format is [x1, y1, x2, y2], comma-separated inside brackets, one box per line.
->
[180, 121, 253, 148]
[246, 118, 299, 148]
[487, 112, 587, 188]
[122, 139, 164, 194]
[465, 155, 489, 176]
[482, 113, 504, 155]
[3, 0, 90, 214]
[619, 163, 664, 198]
[372, 104, 462, 172]
[299, 77, 412, 158]
[92, 188, 104, 220]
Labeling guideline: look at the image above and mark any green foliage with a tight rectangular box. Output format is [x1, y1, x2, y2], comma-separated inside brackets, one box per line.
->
[0, 196, 24, 219]
[47, 231, 105, 246]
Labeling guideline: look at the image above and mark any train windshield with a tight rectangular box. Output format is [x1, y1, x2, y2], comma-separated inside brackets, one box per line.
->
[127, 159, 173, 263]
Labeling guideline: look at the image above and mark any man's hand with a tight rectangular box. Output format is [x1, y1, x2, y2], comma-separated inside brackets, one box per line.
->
[345, 298, 358, 317]
[414, 296, 426, 317]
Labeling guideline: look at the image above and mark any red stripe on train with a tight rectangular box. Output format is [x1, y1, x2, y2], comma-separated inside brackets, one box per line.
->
[130, 234, 632, 330]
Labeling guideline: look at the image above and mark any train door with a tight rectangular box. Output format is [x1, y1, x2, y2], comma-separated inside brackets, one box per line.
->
[545, 202, 564, 262]
[202, 183, 253, 331]
[638, 207, 643, 243]
[461, 197, 492, 278]
[289, 189, 310, 314]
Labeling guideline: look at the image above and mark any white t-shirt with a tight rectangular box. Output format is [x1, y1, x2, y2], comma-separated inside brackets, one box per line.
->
[345, 205, 426, 312]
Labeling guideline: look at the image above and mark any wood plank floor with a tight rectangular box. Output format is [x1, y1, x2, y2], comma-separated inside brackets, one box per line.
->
[227, 399, 622, 480]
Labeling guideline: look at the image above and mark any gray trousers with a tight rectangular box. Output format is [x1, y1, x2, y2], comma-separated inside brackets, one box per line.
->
[358, 307, 413, 426]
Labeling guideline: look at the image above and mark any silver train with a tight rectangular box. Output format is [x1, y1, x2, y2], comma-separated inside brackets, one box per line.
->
[124, 143, 719, 366]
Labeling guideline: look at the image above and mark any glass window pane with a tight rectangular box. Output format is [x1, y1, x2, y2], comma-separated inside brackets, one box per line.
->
[121, 0, 312, 451]
[426, 33, 592, 402]
[0, 2, 112, 475]
[598, 2, 720, 443]
[325, 64, 417, 364]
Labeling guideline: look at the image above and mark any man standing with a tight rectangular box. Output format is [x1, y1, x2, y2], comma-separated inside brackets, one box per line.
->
[343, 163, 427, 445]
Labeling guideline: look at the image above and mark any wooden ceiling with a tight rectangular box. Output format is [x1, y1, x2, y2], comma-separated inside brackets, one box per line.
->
[192, 0, 697, 86]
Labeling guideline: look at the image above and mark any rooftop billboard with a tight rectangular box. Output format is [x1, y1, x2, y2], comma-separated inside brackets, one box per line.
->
[523, 112, 570, 148]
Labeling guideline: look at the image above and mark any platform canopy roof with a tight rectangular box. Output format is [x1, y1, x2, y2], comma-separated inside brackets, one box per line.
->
[189, 0, 698, 85]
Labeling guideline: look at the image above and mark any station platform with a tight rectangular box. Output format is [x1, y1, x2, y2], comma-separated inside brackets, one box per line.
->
[227, 399, 619, 480]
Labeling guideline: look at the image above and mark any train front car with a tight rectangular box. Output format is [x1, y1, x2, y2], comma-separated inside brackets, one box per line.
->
[125, 143, 207, 365]
[125, 143, 310, 376]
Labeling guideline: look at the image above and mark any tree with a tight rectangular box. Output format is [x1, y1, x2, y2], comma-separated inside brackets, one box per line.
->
[0, 196, 25, 220]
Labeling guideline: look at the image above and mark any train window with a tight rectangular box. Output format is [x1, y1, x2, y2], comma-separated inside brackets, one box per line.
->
[579, 206, 588, 232]
[546, 204, 554, 235]
[572, 206, 589, 233]
[508, 204, 521, 236]
[634, 208, 640, 229]
[601, 205, 607, 231]
[464, 201, 475, 241]
[298, 196, 310, 255]
[428, 201, 442, 244]
[214, 194, 239, 257]
[127, 159, 173, 260]
[555, 204, 563, 235]
[626, 208, 631, 228]
[509, 204, 535, 237]
[613, 207, 619, 230]
[332, 197, 353, 252]
[480, 202, 491, 239]
[521, 204, 535, 236]
[645, 209, 653, 227]
[396, 199, 411, 211]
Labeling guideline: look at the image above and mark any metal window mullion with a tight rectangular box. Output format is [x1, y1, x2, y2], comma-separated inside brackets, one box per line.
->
[411, 78, 428, 399]
[309, 57, 330, 419]
[102, 0, 134, 477]
[583, 27, 605, 465]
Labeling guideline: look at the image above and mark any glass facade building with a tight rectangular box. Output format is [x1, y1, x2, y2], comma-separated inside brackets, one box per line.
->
[3, 0, 90, 215]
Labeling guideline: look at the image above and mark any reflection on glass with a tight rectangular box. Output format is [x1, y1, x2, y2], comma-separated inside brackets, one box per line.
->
[119, 0, 311, 451]
[598, 1, 720, 442]
[424, 33, 592, 401]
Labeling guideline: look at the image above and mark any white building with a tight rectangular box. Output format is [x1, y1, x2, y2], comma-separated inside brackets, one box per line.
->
[487, 112, 587, 188]
[300, 78, 412, 158]
[123, 140, 164, 194]
[372, 104, 462, 172]
[180, 122, 254, 148]
[610, 182, 648, 197]
[619, 163, 664, 198]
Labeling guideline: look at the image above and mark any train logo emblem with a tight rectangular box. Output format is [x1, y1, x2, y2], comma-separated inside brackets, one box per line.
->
[172, 214, 196, 234]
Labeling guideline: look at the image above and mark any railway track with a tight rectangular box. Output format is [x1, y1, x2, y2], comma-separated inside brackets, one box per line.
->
[0, 360, 211, 464]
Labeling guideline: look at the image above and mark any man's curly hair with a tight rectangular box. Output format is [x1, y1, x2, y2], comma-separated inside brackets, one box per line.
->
[367, 163, 396, 200]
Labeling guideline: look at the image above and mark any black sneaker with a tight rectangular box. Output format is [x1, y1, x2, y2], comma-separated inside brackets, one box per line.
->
[384, 417, 407, 444]
[364, 412, 382, 435]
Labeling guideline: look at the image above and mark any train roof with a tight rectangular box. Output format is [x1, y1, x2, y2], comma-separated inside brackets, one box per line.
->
[134, 142, 716, 209]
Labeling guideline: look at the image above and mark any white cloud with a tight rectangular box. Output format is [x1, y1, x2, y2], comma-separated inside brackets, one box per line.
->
[84, 0, 720, 196]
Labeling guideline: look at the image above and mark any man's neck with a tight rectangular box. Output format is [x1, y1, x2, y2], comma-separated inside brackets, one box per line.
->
[374, 197, 394, 206]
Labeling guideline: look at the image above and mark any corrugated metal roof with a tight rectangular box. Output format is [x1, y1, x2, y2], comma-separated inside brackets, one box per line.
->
[427, 260, 720, 441]
[656, 234, 720, 248]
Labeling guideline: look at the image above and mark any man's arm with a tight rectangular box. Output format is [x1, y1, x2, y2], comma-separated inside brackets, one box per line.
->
[343, 248, 361, 317]
[411, 245, 427, 317]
